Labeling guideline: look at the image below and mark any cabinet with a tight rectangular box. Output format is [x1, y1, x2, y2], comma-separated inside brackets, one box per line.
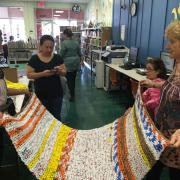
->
[95, 60, 104, 88]
[81, 27, 111, 71]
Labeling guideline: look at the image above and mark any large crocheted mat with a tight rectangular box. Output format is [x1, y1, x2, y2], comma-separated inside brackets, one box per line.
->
[0, 87, 170, 180]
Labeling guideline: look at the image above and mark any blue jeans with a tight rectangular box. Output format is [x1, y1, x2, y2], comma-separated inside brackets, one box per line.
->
[40, 97, 63, 121]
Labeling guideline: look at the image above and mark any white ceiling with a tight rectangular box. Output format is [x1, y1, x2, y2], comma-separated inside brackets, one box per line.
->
[7, 0, 90, 3]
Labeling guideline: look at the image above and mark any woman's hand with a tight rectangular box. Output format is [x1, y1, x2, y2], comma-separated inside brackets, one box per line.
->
[140, 79, 154, 88]
[42, 70, 55, 77]
[22, 89, 32, 96]
[170, 129, 180, 148]
[26, 65, 55, 79]
[54, 64, 67, 76]
[0, 112, 3, 118]
[0, 112, 3, 125]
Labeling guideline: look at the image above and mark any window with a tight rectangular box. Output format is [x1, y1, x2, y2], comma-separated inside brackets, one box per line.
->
[0, 7, 25, 42]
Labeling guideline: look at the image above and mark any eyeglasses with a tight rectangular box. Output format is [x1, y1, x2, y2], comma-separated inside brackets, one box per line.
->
[146, 68, 155, 71]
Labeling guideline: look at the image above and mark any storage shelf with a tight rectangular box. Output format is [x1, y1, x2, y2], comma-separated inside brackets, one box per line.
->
[82, 35, 101, 39]
[81, 27, 111, 83]
[83, 61, 96, 74]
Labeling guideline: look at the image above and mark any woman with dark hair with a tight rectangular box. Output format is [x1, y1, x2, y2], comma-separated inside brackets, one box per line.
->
[60, 29, 81, 101]
[142, 58, 167, 117]
[26, 35, 66, 121]
[9, 35, 14, 42]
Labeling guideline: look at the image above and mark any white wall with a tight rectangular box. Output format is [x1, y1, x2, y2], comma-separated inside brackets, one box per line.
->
[0, 1, 86, 39]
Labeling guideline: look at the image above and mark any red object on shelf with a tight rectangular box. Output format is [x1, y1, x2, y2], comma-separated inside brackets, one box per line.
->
[37, 1, 45, 8]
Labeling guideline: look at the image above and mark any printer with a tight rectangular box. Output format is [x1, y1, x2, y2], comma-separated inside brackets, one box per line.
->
[102, 45, 129, 64]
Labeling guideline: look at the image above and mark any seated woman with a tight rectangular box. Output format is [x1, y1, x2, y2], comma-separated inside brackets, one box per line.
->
[142, 58, 167, 117]
[0, 69, 30, 115]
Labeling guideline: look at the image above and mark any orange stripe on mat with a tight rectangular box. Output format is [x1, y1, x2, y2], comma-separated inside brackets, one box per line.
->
[15, 107, 46, 148]
[117, 116, 135, 180]
[2, 96, 37, 126]
[8, 102, 41, 137]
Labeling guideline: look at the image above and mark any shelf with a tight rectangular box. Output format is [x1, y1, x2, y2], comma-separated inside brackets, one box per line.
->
[60, 31, 81, 34]
[92, 50, 105, 54]
[8, 58, 29, 62]
[84, 61, 91, 70]
[81, 26, 111, 82]
[90, 44, 101, 48]
[83, 61, 96, 74]
[81, 28, 101, 31]
[84, 55, 91, 59]
[82, 35, 101, 39]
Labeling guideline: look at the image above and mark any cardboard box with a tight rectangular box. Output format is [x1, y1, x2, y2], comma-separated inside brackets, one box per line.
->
[2, 67, 18, 83]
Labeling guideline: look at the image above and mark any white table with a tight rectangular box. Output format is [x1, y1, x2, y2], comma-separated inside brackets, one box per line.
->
[106, 64, 146, 82]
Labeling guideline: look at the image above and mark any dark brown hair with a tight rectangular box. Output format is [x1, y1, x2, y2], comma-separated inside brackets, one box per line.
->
[146, 58, 167, 79]
[63, 29, 73, 38]
[40, 35, 55, 45]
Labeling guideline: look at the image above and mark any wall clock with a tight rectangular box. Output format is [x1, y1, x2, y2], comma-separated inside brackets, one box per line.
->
[130, 2, 137, 16]
[72, 4, 81, 13]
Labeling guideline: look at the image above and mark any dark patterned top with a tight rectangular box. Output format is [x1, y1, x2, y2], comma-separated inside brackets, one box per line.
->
[28, 54, 64, 100]
[155, 75, 180, 169]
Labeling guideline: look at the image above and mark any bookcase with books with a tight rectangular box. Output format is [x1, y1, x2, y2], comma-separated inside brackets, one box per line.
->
[81, 27, 111, 71]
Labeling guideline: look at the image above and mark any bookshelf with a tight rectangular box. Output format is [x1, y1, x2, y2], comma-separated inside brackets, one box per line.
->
[81, 27, 111, 72]
[8, 40, 38, 64]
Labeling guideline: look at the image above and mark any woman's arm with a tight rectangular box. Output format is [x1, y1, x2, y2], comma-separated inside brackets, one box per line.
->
[140, 79, 164, 89]
[54, 64, 67, 76]
[7, 88, 31, 96]
[26, 65, 55, 80]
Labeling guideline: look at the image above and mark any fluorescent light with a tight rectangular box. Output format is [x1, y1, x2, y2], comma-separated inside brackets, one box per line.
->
[55, 10, 64, 13]
[54, 14, 61, 17]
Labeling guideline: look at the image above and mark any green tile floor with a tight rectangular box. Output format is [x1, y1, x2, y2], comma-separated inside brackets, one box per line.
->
[0, 64, 170, 179]
[62, 68, 127, 129]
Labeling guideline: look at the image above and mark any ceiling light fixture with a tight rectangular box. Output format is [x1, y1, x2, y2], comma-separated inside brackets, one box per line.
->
[55, 10, 64, 13]
[54, 14, 61, 17]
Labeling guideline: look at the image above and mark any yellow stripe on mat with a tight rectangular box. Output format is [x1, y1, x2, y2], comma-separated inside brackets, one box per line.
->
[132, 107, 151, 169]
[28, 119, 57, 169]
[40, 125, 72, 180]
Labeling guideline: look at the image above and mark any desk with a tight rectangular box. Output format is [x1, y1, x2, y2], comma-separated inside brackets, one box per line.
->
[104, 64, 146, 93]
[106, 64, 146, 81]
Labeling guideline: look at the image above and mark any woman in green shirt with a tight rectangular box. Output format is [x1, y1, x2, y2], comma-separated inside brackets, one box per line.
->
[60, 29, 81, 101]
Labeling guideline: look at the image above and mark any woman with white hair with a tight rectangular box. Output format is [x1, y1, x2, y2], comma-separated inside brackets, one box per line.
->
[141, 20, 180, 179]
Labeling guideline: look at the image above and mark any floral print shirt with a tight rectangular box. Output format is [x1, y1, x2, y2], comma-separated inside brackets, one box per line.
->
[155, 75, 180, 169]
